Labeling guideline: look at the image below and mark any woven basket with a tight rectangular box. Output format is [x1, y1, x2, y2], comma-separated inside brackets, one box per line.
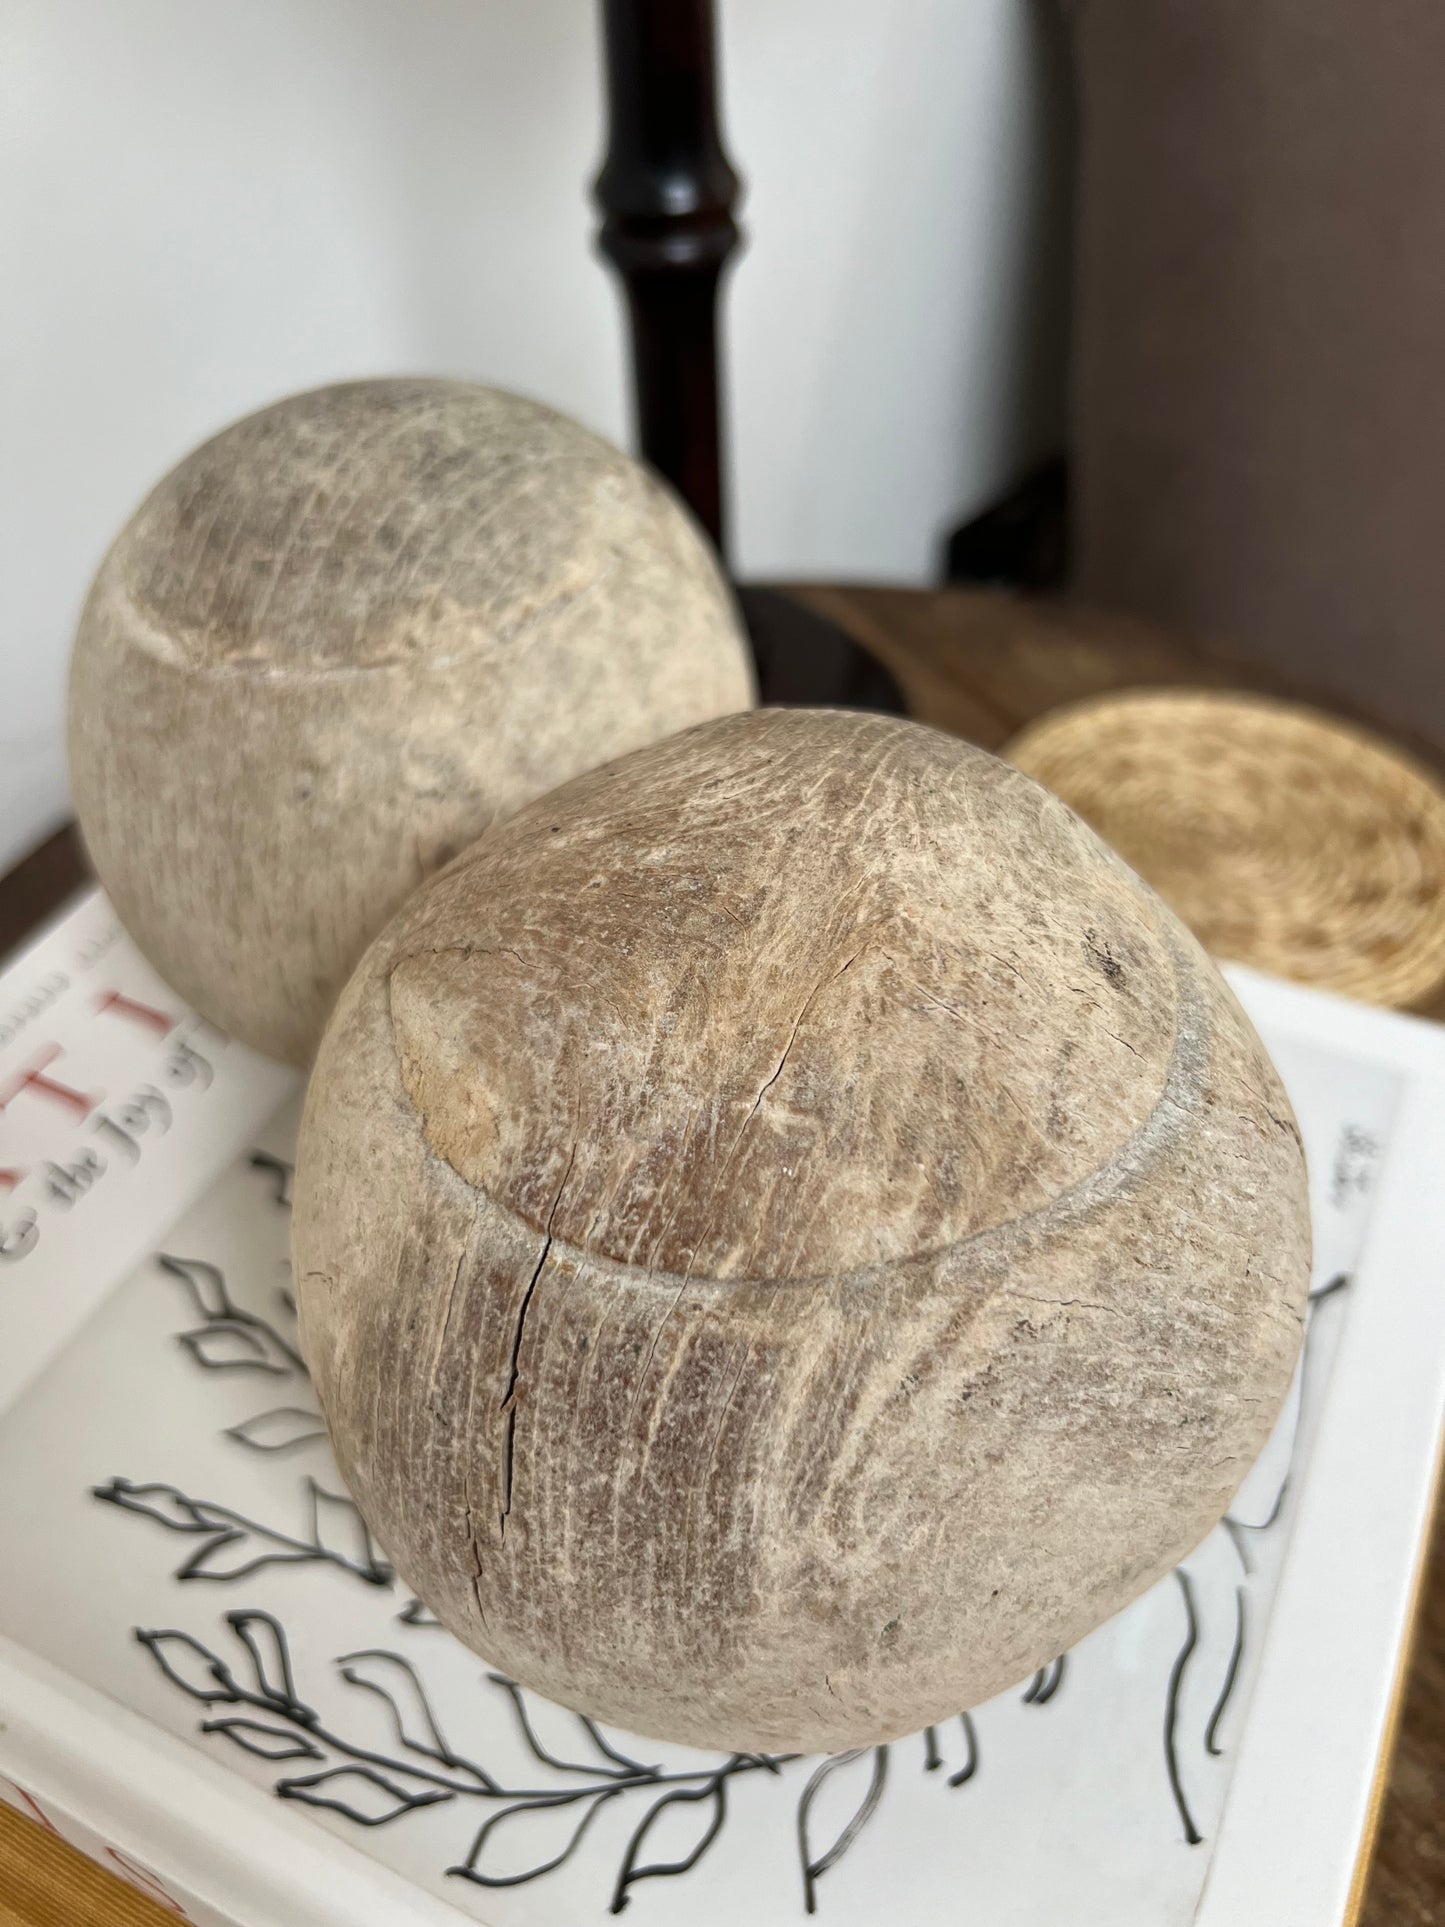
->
[1005, 689, 1445, 1009]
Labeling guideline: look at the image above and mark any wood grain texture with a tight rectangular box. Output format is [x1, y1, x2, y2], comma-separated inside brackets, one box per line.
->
[0, 1803, 174, 1927]
[294, 706, 1310, 1754]
[782, 582, 1445, 797]
[67, 379, 755, 1067]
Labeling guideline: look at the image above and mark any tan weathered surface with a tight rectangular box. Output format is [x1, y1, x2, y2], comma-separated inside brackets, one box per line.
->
[294, 708, 1311, 1754]
[67, 379, 754, 1065]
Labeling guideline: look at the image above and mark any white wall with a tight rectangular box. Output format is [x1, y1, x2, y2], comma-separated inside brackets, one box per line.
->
[0, 0, 1071, 875]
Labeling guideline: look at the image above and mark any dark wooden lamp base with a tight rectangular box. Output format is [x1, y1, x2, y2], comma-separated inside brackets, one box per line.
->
[593, 0, 904, 714]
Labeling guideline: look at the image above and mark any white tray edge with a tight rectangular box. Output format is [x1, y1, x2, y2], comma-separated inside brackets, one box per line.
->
[0, 1630, 477, 1927]
[1198, 973, 1445, 1924]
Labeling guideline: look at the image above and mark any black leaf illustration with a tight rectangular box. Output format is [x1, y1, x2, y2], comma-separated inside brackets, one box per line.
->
[337, 1649, 492, 1783]
[1221, 1516, 1254, 1575]
[1164, 1570, 1203, 1846]
[1023, 1655, 1066, 1707]
[95, 1478, 227, 1534]
[224, 1406, 327, 1454]
[175, 1530, 256, 1580]
[487, 1674, 646, 1780]
[1227, 1474, 1290, 1544]
[1308, 1270, 1350, 1303]
[397, 1597, 442, 1629]
[160, 1253, 304, 1376]
[946, 1714, 979, 1789]
[178, 1321, 291, 1375]
[201, 1717, 324, 1763]
[796, 1747, 888, 1914]
[610, 1778, 727, 1914]
[307, 1480, 386, 1577]
[578, 1715, 654, 1778]
[173, 1518, 329, 1586]
[134, 1628, 242, 1704]
[1204, 1589, 1247, 1758]
[228, 1610, 302, 1708]
[921, 1722, 977, 1780]
[137, 1616, 479, 1799]
[158, 1254, 233, 1322]
[101, 1478, 391, 1588]
[134, 1607, 994, 1912]
[277, 1765, 451, 1827]
[249, 1152, 295, 1209]
[453, 1786, 623, 1888]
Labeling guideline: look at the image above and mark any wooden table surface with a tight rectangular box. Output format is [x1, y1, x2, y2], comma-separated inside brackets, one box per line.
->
[1, 584, 1440, 1924]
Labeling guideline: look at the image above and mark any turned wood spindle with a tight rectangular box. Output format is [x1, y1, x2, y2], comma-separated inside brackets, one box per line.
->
[594, 0, 742, 558]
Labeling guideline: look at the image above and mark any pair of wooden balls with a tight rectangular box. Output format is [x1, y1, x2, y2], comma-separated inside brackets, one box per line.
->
[69, 379, 755, 1065]
[69, 381, 1310, 1754]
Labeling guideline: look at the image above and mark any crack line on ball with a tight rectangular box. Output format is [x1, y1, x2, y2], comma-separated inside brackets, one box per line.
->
[1000, 1288, 1122, 1319]
[499, 1145, 576, 1543]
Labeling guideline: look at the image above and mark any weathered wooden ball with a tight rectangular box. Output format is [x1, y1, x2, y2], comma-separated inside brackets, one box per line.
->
[67, 378, 754, 1065]
[293, 708, 1310, 1754]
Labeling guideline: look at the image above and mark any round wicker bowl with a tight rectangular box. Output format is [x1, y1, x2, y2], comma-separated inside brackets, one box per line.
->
[1005, 689, 1445, 1008]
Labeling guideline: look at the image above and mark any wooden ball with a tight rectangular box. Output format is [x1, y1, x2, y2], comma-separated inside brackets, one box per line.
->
[293, 708, 1310, 1754]
[67, 379, 754, 1065]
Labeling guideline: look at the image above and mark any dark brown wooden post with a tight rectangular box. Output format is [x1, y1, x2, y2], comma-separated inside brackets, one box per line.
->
[594, 0, 741, 558]
[592, 0, 904, 712]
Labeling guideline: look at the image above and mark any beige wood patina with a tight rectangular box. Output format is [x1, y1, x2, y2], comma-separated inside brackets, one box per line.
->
[68, 378, 754, 1065]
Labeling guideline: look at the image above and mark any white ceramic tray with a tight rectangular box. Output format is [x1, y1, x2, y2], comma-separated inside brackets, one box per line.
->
[2, 890, 1443, 1926]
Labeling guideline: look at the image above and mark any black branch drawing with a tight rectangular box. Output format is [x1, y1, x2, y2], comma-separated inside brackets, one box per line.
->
[165, 1246, 329, 1460]
[132, 1610, 993, 1914]
[796, 1747, 888, 1915]
[95, 1476, 391, 1587]
[107, 1237, 347, 1585]
[921, 1713, 979, 1788]
[1164, 1570, 1203, 1847]
[1204, 1590, 1247, 1759]
[224, 1407, 329, 1455]
[1021, 1656, 1067, 1707]
[159, 1252, 305, 1378]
